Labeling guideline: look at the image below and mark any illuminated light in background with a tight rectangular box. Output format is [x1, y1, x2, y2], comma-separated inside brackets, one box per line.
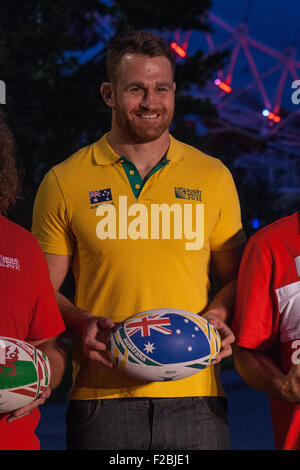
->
[252, 218, 260, 229]
[261, 109, 281, 123]
[268, 112, 281, 123]
[170, 42, 187, 58]
[214, 78, 232, 93]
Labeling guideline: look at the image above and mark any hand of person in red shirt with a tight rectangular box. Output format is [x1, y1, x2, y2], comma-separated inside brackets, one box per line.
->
[277, 363, 300, 402]
[6, 387, 52, 423]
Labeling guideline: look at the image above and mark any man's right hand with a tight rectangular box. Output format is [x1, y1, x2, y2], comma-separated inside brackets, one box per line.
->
[82, 316, 116, 367]
[278, 364, 300, 402]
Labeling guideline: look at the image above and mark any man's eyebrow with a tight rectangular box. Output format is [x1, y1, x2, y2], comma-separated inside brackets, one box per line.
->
[156, 82, 173, 88]
[125, 81, 145, 89]
[125, 81, 173, 89]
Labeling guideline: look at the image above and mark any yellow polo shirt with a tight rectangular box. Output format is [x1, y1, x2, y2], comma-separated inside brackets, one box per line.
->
[32, 133, 245, 399]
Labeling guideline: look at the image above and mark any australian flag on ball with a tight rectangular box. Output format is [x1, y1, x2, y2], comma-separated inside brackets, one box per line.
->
[125, 312, 210, 364]
[88, 188, 112, 204]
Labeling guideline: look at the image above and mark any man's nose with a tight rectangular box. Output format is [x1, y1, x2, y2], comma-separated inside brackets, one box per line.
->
[140, 89, 158, 108]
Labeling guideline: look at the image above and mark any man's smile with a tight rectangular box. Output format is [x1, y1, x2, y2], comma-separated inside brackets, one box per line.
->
[138, 114, 159, 119]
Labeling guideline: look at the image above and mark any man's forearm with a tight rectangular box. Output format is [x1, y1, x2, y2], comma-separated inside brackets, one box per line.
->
[233, 345, 300, 402]
[54, 290, 93, 338]
[54, 290, 115, 366]
[233, 345, 283, 395]
[37, 336, 68, 390]
[201, 280, 237, 362]
[204, 279, 237, 324]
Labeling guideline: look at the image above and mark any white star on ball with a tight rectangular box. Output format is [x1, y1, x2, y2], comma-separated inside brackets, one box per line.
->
[144, 341, 156, 354]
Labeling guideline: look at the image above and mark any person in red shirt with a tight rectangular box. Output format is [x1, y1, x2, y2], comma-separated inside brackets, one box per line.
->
[0, 111, 67, 450]
[232, 212, 300, 450]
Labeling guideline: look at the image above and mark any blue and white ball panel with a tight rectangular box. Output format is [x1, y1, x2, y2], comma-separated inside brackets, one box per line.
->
[107, 308, 221, 382]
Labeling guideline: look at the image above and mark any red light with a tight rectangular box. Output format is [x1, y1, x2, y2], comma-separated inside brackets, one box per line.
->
[171, 42, 187, 58]
[266, 111, 281, 123]
[214, 79, 232, 93]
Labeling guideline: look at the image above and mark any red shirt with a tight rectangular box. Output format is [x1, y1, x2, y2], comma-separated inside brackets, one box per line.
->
[232, 212, 300, 450]
[0, 215, 65, 449]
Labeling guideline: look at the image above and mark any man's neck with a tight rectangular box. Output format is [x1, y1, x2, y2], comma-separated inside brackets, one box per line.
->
[107, 130, 170, 180]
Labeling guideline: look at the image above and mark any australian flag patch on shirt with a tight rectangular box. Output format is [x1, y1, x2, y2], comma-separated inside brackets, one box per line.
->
[88, 188, 112, 205]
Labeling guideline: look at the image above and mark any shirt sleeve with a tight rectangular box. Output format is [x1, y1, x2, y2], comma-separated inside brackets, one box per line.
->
[231, 235, 279, 350]
[28, 237, 65, 340]
[32, 168, 75, 255]
[209, 163, 246, 251]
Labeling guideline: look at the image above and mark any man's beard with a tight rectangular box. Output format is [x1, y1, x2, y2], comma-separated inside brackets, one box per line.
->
[115, 105, 174, 144]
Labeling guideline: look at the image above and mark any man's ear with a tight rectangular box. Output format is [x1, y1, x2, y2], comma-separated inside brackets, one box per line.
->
[100, 82, 115, 108]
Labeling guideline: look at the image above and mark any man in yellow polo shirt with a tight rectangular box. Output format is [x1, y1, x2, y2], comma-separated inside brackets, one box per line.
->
[32, 30, 246, 450]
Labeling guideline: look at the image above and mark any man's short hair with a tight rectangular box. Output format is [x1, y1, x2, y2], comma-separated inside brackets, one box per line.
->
[106, 30, 175, 83]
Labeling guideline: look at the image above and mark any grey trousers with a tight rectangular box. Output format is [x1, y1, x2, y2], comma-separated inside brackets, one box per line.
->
[66, 396, 230, 450]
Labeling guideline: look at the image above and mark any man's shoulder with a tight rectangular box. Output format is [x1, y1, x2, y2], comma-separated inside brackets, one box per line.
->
[248, 212, 299, 249]
[49, 133, 117, 181]
[1, 215, 32, 240]
[0, 215, 41, 254]
[170, 135, 225, 170]
[51, 141, 96, 176]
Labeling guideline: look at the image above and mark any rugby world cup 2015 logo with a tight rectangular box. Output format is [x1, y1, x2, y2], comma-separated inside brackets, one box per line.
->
[0, 338, 51, 412]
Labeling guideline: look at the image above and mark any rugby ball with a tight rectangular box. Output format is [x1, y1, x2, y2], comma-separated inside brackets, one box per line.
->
[106, 308, 221, 382]
[0, 337, 51, 413]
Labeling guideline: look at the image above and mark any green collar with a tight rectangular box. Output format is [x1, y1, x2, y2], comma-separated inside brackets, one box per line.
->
[119, 155, 169, 198]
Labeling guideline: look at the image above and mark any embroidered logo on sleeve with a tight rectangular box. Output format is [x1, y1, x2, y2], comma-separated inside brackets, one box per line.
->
[0, 255, 20, 270]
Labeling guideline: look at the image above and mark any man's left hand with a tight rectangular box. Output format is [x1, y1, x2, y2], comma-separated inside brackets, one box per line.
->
[6, 387, 51, 423]
[202, 311, 235, 364]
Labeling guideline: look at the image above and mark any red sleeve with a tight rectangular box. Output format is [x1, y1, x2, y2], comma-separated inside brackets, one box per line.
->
[27, 239, 65, 340]
[231, 235, 279, 350]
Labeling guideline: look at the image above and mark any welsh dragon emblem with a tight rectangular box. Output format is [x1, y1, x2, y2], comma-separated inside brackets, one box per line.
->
[0, 345, 19, 376]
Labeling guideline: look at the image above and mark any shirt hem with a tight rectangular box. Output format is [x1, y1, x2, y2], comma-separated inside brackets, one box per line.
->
[69, 385, 225, 400]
